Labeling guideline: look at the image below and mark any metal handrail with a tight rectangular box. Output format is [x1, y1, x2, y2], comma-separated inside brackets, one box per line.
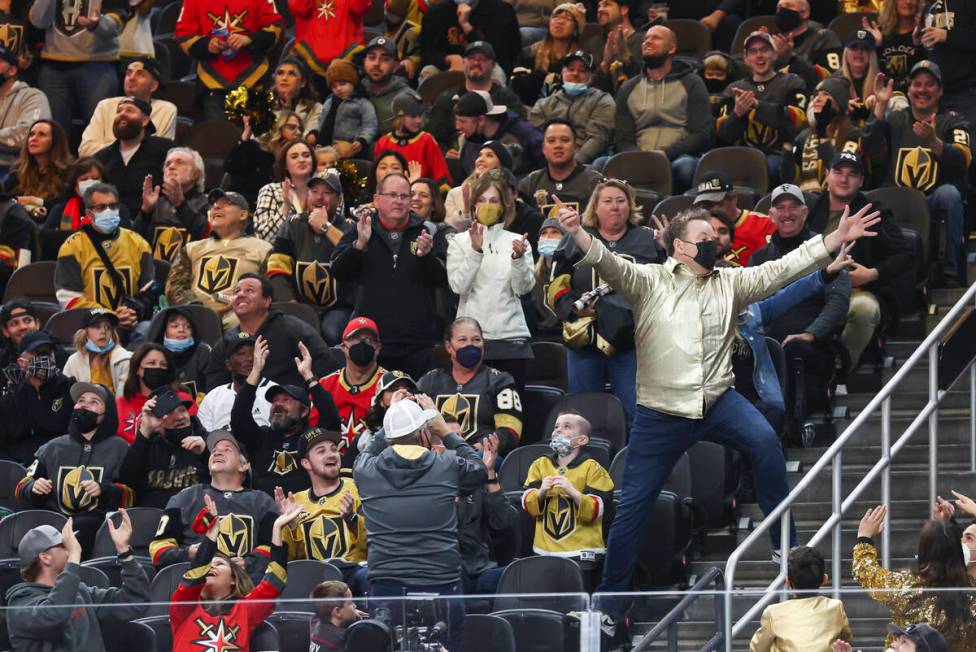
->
[723, 282, 976, 651]
[632, 567, 725, 652]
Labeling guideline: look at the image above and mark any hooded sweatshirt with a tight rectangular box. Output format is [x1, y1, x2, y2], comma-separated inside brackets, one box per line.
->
[353, 432, 487, 584]
[0, 82, 52, 168]
[5, 557, 150, 652]
[118, 416, 211, 509]
[146, 306, 214, 398]
[15, 393, 134, 513]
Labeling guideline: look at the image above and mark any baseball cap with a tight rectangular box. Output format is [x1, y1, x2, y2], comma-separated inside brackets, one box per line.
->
[18, 331, 55, 356]
[744, 30, 775, 50]
[694, 172, 734, 204]
[224, 331, 256, 355]
[846, 28, 875, 50]
[561, 50, 594, 70]
[84, 307, 120, 328]
[206, 429, 245, 457]
[308, 168, 343, 194]
[887, 623, 948, 652]
[297, 426, 342, 458]
[909, 59, 943, 86]
[208, 188, 250, 212]
[770, 183, 805, 206]
[383, 398, 440, 440]
[0, 44, 18, 69]
[342, 316, 379, 340]
[149, 386, 193, 417]
[376, 370, 416, 396]
[69, 382, 112, 406]
[118, 96, 152, 117]
[265, 384, 311, 407]
[830, 150, 864, 174]
[464, 41, 496, 59]
[127, 57, 162, 82]
[390, 91, 425, 121]
[364, 35, 396, 56]
[1, 300, 36, 325]
[18, 525, 63, 565]
[454, 90, 507, 117]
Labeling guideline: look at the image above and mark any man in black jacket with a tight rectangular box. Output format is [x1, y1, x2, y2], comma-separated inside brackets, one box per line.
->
[420, 0, 520, 75]
[231, 334, 340, 496]
[331, 173, 448, 378]
[805, 152, 915, 368]
[94, 97, 177, 218]
[203, 273, 343, 390]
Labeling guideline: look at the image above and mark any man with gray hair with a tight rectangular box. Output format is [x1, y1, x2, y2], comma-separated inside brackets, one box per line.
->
[6, 515, 150, 651]
[354, 396, 487, 650]
[134, 147, 210, 262]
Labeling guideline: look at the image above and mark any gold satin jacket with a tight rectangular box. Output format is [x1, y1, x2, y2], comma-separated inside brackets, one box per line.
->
[852, 541, 976, 650]
[577, 235, 830, 418]
[749, 595, 853, 652]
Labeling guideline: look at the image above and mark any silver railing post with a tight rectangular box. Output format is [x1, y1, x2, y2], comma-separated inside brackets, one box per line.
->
[881, 396, 892, 569]
[779, 507, 790, 601]
[832, 449, 842, 600]
[929, 345, 939, 507]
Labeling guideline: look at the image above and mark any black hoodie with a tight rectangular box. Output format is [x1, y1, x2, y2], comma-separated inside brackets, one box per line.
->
[146, 306, 213, 398]
[16, 393, 133, 513]
[118, 416, 211, 509]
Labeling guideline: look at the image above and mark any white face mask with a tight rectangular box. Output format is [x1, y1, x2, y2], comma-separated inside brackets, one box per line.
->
[963, 541, 972, 566]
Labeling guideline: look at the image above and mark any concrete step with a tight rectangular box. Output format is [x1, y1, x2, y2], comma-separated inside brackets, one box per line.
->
[814, 414, 974, 447]
[784, 468, 976, 502]
[786, 443, 974, 470]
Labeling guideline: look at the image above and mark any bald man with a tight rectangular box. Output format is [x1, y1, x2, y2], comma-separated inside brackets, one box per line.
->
[614, 25, 713, 193]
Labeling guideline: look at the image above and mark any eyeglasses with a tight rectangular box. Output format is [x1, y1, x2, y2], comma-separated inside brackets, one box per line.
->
[377, 192, 411, 201]
[89, 202, 120, 212]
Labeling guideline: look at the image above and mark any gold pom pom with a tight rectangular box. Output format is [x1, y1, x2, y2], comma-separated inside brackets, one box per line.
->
[224, 85, 276, 136]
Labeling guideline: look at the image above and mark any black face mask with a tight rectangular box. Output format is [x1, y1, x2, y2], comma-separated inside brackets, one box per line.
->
[814, 103, 835, 136]
[71, 408, 99, 433]
[848, 102, 870, 122]
[704, 77, 728, 94]
[643, 54, 668, 70]
[164, 425, 194, 445]
[348, 341, 376, 367]
[684, 239, 718, 270]
[142, 367, 174, 391]
[775, 7, 802, 33]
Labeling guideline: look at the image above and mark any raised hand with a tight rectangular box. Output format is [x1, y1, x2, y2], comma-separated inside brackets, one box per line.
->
[469, 220, 484, 253]
[408, 160, 422, 183]
[826, 241, 855, 274]
[952, 490, 976, 517]
[650, 213, 670, 250]
[826, 203, 880, 252]
[61, 518, 82, 560]
[933, 495, 956, 521]
[554, 195, 581, 234]
[204, 493, 220, 538]
[511, 234, 529, 260]
[107, 508, 133, 552]
[141, 174, 160, 214]
[181, 436, 207, 454]
[414, 230, 433, 257]
[294, 340, 315, 382]
[252, 335, 269, 374]
[857, 504, 887, 539]
[862, 16, 882, 46]
[139, 396, 163, 438]
[354, 213, 372, 250]
[241, 115, 253, 142]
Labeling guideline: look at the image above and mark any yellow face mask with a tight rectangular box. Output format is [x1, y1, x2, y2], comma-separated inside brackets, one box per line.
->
[475, 203, 503, 226]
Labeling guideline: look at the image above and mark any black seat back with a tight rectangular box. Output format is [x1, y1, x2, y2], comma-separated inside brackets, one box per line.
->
[542, 392, 629, 458]
[461, 614, 516, 652]
[490, 609, 580, 652]
[493, 556, 585, 613]
[278, 560, 343, 612]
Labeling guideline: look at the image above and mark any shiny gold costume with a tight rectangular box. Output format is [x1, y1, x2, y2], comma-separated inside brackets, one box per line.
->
[852, 541, 976, 650]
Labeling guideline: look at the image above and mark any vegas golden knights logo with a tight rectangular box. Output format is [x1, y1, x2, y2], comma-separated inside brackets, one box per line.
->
[216, 514, 254, 557]
[57, 465, 104, 513]
[269, 449, 298, 476]
[197, 255, 239, 294]
[896, 147, 938, 192]
[543, 494, 576, 541]
[296, 261, 337, 307]
[539, 200, 580, 219]
[887, 53, 908, 77]
[0, 24, 23, 54]
[193, 617, 241, 651]
[436, 393, 479, 438]
[92, 267, 134, 308]
[300, 515, 347, 560]
[153, 226, 189, 262]
[746, 118, 777, 148]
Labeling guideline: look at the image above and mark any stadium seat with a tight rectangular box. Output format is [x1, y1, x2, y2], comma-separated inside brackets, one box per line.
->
[252, 620, 279, 652]
[83, 555, 156, 588]
[693, 147, 770, 195]
[0, 510, 67, 560]
[520, 386, 564, 446]
[526, 341, 568, 392]
[133, 615, 173, 652]
[3, 261, 57, 304]
[461, 614, 517, 652]
[148, 304, 224, 347]
[267, 611, 314, 652]
[652, 193, 696, 219]
[633, 490, 686, 588]
[604, 151, 673, 198]
[75, 564, 111, 589]
[151, 39, 172, 84]
[865, 186, 930, 283]
[153, 1, 181, 36]
[498, 444, 551, 492]
[156, 81, 199, 119]
[146, 562, 191, 616]
[185, 121, 243, 160]
[271, 301, 320, 331]
[44, 309, 91, 344]
[687, 440, 739, 529]
[277, 559, 344, 613]
[343, 619, 394, 651]
[91, 507, 164, 559]
[152, 258, 170, 286]
[156, 36, 195, 81]
[0, 461, 26, 512]
[542, 392, 628, 458]
[730, 15, 777, 54]
[105, 619, 156, 652]
[494, 556, 585, 613]
[490, 608, 581, 652]
[828, 12, 878, 44]
[664, 19, 711, 60]
[418, 71, 465, 106]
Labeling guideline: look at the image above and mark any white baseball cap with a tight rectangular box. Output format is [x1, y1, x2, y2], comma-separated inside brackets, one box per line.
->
[383, 399, 440, 441]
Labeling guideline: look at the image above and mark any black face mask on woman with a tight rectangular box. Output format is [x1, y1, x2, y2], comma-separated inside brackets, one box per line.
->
[142, 367, 174, 391]
[70, 408, 99, 433]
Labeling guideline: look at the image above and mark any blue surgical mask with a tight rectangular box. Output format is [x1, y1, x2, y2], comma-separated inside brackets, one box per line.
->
[77, 179, 98, 197]
[163, 336, 195, 353]
[537, 238, 560, 259]
[93, 209, 120, 234]
[562, 82, 588, 96]
[85, 339, 116, 354]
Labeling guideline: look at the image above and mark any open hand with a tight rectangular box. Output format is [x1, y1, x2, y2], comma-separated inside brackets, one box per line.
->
[857, 504, 886, 539]
[952, 490, 976, 517]
[294, 340, 315, 382]
[469, 220, 484, 253]
[339, 491, 355, 519]
[650, 213, 670, 250]
[933, 495, 955, 521]
[355, 213, 372, 250]
[141, 174, 160, 213]
[107, 508, 133, 551]
[511, 234, 529, 260]
[826, 241, 855, 275]
[252, 335, 269, 374]
[408, 160, 422, 183]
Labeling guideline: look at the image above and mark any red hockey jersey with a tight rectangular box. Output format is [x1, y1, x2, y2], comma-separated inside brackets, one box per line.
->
[317, 366, 384, 449]
[289, 0, 371, 76]
[728, 208, 776, 267]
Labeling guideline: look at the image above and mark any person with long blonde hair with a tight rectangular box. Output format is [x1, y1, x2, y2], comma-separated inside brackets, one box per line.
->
[839, 31, 881, 123]
[63, 309, 132, 397]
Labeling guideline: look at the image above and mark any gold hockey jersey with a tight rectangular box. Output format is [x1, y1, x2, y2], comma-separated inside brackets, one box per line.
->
[281, 478, 367, 563]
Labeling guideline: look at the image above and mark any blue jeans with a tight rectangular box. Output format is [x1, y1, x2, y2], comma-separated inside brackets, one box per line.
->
[369, 578, 465, 650]
[671, 155, 699, 194]
[520, 26, 548, 46]
[567, 347, 636, 427]
[321, 306, 353, 346]
[462, 565, 506, 594]
[598, 390, 796, 605]
[927, 184, 965, 278]
[39, 61, 118, 136]
[765, 153, 782, 187]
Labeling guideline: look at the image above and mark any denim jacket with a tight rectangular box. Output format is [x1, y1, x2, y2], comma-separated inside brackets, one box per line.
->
[739, 270, 833, 414]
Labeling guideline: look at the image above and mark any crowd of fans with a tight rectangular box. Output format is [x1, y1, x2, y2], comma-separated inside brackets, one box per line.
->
[0, 0, 969, 648]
